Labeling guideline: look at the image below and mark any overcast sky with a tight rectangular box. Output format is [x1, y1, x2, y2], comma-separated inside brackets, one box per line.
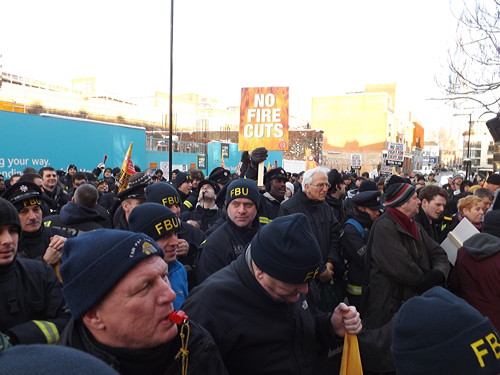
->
[1, 0, 461, 130]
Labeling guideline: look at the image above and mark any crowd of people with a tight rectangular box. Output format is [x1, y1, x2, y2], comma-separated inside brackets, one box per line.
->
[0, 150, 499, 374]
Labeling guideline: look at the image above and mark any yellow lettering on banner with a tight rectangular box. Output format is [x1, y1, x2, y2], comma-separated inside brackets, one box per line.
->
[161, 196, 179, 207]
[485, 333, 500, 359]
[471, 339, 489, 367]
[230, 187, 248, 197]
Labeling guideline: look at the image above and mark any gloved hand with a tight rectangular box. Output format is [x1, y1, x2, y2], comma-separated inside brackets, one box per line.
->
[0, 331, 12, 352]
[250, 147, 268, 167]
[415, 269, 445, 293]
[97, 163, 106, 171]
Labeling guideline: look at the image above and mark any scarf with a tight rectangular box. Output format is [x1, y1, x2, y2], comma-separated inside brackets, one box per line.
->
[386, 206, 418, 240]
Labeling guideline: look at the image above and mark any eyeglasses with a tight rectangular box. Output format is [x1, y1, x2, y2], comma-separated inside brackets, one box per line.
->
[310, 182, 331, 189]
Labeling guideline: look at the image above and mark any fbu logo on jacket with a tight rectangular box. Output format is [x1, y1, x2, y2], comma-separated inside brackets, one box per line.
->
[230, 187, 249, 198]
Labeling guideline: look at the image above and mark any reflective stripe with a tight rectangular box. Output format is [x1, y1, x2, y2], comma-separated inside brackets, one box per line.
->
[44, 221, 51, 227]
[32, 320, 59, 344]
[346, 283, 362, 296]
[259, 216, 271, 224]
[183, 201, 193, 208]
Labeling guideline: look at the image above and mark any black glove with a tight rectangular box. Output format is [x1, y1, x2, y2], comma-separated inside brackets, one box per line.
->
[250, 147, 268, 167]
[415, 269, 445, 293]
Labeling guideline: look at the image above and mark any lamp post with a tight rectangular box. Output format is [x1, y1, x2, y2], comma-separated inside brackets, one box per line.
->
[453, 113, 472, 181]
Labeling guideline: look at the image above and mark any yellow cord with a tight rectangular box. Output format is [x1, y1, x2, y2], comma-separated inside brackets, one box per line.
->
[175, 320, 190, 375]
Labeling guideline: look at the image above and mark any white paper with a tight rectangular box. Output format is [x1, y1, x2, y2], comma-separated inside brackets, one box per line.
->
[440, 217, 480, 265]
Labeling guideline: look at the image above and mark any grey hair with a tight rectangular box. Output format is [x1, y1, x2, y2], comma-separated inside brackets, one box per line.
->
[302, 167, 329, 191]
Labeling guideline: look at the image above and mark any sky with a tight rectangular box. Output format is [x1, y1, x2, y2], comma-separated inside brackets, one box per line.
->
[1, 0, 463, 134]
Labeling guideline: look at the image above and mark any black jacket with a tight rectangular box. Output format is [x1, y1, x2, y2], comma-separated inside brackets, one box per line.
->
[195, 217, 260, 283]
[0, 257, 70, 345]
[180, 204, 222, 233]
[43, 202, 106, 236]
[258, 192, 282, 225]
[414, 207, 442, 243]
[18, 226, 73, 261]
[42, 184, 70, 214]
[183, 252, 341, 375]
[58, 318, 228, 375]
[279, 190, 342, 277]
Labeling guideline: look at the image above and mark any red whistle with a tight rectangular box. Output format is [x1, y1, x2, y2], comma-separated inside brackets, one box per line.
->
[168, 310, 189, 325]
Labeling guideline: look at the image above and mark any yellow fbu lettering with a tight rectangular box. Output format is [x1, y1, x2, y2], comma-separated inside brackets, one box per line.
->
[471, 332, 500, 367]
[230, 187, 249, 197]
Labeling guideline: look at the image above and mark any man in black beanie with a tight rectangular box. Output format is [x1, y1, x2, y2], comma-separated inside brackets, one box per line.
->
[146, 182, 206, 289]
[258, 167, 288, 225]
[0, 198, 70, 350]
[195, 178, 261, 283]
[58, 229, 227, 375]
[173, 172, 196, 213]
[359, 182, 450, 374]
[183, 213, 362, 375]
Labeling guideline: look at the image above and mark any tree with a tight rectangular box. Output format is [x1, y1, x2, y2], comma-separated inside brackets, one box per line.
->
[441, 0, 500, 113]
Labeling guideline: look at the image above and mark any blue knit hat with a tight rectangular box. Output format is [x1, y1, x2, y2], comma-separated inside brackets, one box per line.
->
[251, 213, 322, 284]
[129, 203, 180, 241]
[384, 183, 415, 207]
[146, 182, 181, 207]
[0, 345, 119, 374]
[225, 178, 260, 208]
[61, 229, 164, 319]
[392, 286, 500, 375]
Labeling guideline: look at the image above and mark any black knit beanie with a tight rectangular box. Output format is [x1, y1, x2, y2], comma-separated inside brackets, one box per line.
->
[173, 172, 192, 190]
[251, 213, 322, 284]
[0, 198, 21, 234]
[225, 178, 260, 208]
[146, 182, 181, 207]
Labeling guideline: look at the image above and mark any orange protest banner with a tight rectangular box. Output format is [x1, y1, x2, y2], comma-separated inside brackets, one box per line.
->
[239, 87, 289, 151]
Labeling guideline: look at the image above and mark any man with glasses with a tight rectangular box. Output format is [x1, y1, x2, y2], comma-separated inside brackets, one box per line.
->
[279, 167, 343, 304]
[38, 167, 69, 214]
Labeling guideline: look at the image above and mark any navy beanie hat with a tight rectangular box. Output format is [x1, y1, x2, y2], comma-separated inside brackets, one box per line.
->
[225, 178, 260, 208]
[0, 345, 119, 375]
[146, 182, 181, 207]
[0, 198, 21, 234]
[392, 286, 500, 375]
[359, 179, 378, 192]
[384, 183, 415, 207]
[251, 213, 322, 284]
[173, 172, 192, 190]
[61, 229, 164, 319]
[129, 203, 180, 241]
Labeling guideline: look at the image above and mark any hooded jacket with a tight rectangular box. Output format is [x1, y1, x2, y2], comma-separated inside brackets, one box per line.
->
[43, 202, 105, 236]
[450, 233, 500, 329]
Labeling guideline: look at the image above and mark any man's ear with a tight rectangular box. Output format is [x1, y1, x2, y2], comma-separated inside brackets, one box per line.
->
[252, 262, 265, 280]
[82, 307, 105, 330]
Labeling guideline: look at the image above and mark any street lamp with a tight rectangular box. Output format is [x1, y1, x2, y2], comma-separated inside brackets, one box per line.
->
[453, 113, 472, 181]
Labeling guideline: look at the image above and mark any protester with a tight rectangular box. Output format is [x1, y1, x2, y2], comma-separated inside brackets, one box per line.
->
[183, 213, 362, 375]
[196, 178, 261, 283]
[414, 185, 449, 243]
[0, 198, 70, 349]
[449, 209, 500, 330]
[179, 179, 221, 232]
[258, 167, 288, 225]
[58, 229, 228, 374]
[129, 203, 188, 309]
